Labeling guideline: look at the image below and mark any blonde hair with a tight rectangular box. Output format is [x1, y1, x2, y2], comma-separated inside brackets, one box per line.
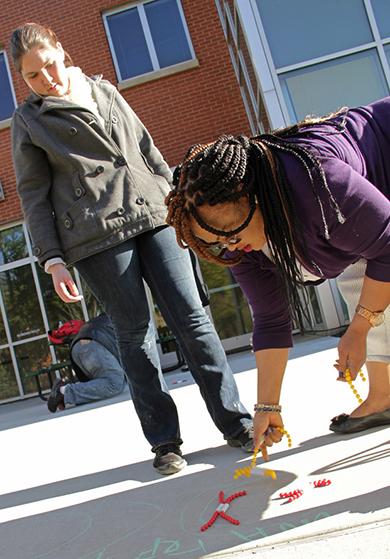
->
[9, 22, 73, 72]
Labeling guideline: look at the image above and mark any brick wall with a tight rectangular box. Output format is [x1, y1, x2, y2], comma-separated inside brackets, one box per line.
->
[0, 0, 250, 226]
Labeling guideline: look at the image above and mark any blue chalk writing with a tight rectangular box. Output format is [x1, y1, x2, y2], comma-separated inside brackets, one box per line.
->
[231, 511, 331, 542]
[134, 538, 206, 558]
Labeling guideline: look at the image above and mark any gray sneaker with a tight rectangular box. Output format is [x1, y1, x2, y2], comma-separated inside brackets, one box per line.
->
[153, 444, 187, 475]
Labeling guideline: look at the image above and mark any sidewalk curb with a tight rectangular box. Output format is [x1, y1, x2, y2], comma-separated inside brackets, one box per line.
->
[205, 513, 390, 558]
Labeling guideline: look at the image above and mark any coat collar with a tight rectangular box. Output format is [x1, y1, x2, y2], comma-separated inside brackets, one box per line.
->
[30, 73, 115, 127]
[87, 75, 116, 128]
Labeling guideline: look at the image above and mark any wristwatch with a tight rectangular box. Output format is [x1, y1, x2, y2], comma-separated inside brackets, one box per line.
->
[355, 304, 385, 327]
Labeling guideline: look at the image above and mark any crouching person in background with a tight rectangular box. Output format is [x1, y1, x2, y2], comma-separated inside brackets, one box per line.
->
[48, 313, 127, 412]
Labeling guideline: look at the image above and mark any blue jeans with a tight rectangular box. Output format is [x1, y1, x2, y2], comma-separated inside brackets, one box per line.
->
[76, 226, 251, 449]
[64, 340, 126, 405]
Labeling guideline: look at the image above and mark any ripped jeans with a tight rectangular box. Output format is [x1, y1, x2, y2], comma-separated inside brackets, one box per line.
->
[76, 226, 251, 449]
[64, 339, 127, 406]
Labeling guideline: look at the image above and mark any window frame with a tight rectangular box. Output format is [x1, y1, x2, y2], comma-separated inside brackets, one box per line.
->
[103, 0, 198, 88]
[0, 222, 90, 401]
[249, 0, 390, 125]
[0, 50, 17, 128]
[279, 47, 389, 122]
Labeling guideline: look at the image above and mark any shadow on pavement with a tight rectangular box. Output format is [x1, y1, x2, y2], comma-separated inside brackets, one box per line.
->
[0, 438, 388, 559]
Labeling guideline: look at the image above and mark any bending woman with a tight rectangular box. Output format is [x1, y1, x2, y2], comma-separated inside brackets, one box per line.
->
[10, 23, 253, 475]
[166, 97, 390, 450]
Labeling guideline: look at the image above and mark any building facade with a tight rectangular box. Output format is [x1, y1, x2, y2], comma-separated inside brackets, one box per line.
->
[1, 0, 388, 402]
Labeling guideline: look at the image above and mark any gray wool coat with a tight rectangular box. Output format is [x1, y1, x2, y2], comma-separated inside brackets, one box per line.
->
[11, 75, 173, 266]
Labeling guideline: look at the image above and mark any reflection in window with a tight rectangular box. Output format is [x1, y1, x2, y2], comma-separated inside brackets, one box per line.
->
[37, 266, 84, 330]
[385, 44, 390, 68]
[199, 260, 252, 339]
[0, 348, 19, 399]
[208, 286, 252, 339]
[0, 312, 6, 345]
[256, 0, 372, 68]
[0, 265, 44, 340]
[334, 284, 350, 322]
[15, 339, 53, 395]
[280, 50, 388, 122]
[106, 6, 153, 79]
[199, 259, 235, 290]
[371, 0, 390, 39]
[0, 225, 28, 265]
[53, 344, 72, 364]
[0, 52, 16, 121]
[152, 303, 176, 353]
[307, 286, 324, 326]
[79, 276, 102, 319]
[144, 0, 192, 68]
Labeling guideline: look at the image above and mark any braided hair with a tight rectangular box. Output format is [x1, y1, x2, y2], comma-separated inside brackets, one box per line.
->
[166, 113, 346, 326]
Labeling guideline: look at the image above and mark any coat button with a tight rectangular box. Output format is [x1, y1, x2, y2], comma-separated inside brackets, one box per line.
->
[112, 115, 118, 124]
[75, 187, 83, 197]
[136, 197, 145, 205]
[115, 156, 126, 167]
[69, 127, 77, 135]
[33, 246, 41, 256]
[117, 206, 125, 215]
[96, 165, 104, 174]
[64, 218, 72, 229]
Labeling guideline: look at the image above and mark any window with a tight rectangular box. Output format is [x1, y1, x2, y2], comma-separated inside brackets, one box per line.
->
[0, 312, 6, 345]
[215, 0, 269, 134]
[0, 224, 95, 402]
[280, 49, 389, 121]
[199, 260, 253, 341]
[371, 0, 390, 39]
[0, 52, 16, 121]
[385, 44, 390, 67]
[0, 348, 19, 399]
[0, 265, 45, 341]
[250, 0, 390, 125]
[256, 0, 373, 69]
[15, 339, 53, 395]
[0, 225, 28, 265]
[104, 0, 195, 82]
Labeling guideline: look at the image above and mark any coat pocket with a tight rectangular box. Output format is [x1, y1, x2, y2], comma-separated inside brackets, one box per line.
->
[59, 198, 98, 249]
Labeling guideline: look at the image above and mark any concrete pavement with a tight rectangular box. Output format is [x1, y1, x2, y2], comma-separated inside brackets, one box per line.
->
[0, 335, 389, 559]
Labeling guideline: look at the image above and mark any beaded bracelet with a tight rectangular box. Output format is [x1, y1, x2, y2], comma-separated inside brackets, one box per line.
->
[254, 403, 282, 413]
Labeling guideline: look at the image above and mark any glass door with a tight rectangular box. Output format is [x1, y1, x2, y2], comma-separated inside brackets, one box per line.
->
[198, 260, 253, 351]
[0, 224, 87, 402]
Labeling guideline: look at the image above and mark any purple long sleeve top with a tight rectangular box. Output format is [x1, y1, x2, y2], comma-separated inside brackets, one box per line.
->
[231, 96, 390, 351]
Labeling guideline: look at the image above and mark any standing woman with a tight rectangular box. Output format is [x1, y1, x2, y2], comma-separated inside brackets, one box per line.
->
[166, 99, 390, 450]
[10, 23, 253, 475]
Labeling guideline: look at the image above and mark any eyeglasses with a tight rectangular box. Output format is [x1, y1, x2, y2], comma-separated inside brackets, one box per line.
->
[197, 235, 241, 256]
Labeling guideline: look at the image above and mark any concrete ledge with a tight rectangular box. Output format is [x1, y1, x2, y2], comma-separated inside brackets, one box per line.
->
[117, 58, 199, 90]
[0, 117, 11, 130]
